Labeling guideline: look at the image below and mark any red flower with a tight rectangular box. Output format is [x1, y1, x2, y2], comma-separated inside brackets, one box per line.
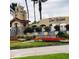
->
[33, 37, 64, 41]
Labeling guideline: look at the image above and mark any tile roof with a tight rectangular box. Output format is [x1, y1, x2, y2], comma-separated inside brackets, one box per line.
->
[10, 18, 30, 27]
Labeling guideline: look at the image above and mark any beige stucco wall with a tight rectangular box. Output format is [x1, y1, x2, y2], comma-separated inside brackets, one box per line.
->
[37, 16, 69, 26]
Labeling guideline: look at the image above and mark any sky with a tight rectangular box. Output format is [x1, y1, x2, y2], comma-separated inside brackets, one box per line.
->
[10, 0, 69, 23]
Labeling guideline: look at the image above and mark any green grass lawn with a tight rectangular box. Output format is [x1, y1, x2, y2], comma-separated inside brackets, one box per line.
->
[12, 53, 69, 59]
[10, 41, 68, 49]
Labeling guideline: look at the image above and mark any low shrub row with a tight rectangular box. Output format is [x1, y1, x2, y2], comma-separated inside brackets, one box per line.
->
[16, 31, 69, 41]
[57, 31, 69, 39]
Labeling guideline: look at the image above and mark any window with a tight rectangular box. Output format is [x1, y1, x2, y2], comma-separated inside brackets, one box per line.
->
[49, 18, 54, 22]
[56, 18, 65, 21]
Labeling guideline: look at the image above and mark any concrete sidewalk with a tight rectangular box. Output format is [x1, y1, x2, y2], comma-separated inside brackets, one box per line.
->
[10, 45, 69, 58]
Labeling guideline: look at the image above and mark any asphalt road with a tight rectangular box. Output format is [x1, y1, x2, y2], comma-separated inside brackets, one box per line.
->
[10, 45, 69, 58]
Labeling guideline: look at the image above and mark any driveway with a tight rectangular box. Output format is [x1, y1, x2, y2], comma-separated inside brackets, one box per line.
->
[10, 45, 69, 58]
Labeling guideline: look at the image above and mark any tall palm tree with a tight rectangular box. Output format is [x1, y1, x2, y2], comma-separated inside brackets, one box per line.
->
[38, 0, 47, 20]
[31, 0, 48, 21]
[39, 0, 42, 20]
[31, 0, 38, 22]
[25, 0, 29, 20]
[10, 3, 17, 16]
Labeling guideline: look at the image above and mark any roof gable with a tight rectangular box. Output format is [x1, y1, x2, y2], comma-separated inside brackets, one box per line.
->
[10, 18, 30, 27]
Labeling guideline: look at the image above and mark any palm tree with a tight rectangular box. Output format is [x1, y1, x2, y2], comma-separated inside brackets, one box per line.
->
[10, 3, 17, 16]
[31, 0, 38, 22]
[25, 0, 29, 20]
[65, 24, 69, 31]
[38, 0, 48, 20]
[31, 0, 48, 21]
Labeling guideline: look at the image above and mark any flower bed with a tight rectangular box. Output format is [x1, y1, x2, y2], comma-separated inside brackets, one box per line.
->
[33, 37, 64, 41]
[41, 37, 64, 41]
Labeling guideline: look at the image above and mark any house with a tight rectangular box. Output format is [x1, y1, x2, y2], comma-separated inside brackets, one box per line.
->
[34, 16, 69, 32]
[37, 16, 69, 26]
[10, 4, 30, 38]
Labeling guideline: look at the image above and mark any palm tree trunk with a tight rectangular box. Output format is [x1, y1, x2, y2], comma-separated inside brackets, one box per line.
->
[15, 23, 18, 36]
[39, 0, 42, 20]
[33, 1, 36, 22]
[25, 0, 29, 20]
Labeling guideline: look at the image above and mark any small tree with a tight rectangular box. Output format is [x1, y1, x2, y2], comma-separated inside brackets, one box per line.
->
[45, 26, 50, 32]
[24, 27, 33, 34]
[65, 24, 69, 31]
[32, 25, 37, 32]
[36, 26, 42, 32]
[54, 25, 60, 31]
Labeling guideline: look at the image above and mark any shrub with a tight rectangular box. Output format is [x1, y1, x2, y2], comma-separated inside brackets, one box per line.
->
[17, 35, 26, 41]
[56, 31, 69, 39]
[24, 27, 33, 34]
[25, 35, 32, 41]
[45, 26, 50, 32]
[64, 32, 69, 39]
[54, 25, 60, 31]
[35, 27, 42, 32]
[17, 34, 32, 41]
[17, 35, 25, 38]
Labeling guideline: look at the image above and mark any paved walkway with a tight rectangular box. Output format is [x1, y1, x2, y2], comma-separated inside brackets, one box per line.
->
[10, 45, 69, 58]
